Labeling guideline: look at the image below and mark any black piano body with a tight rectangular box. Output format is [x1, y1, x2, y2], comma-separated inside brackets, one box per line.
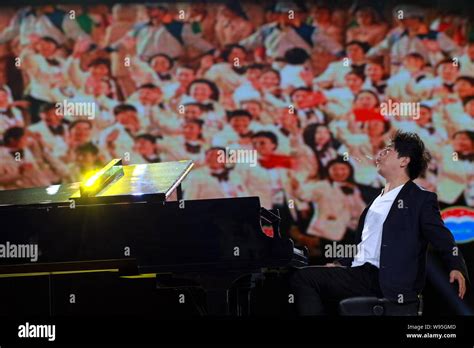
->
[0, 160, 307, 316]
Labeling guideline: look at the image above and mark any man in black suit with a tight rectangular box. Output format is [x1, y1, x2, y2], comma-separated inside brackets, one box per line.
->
[290, 131, 468, 315]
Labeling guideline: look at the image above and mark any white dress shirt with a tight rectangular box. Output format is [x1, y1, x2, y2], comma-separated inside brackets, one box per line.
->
[352, 183, 405, 268]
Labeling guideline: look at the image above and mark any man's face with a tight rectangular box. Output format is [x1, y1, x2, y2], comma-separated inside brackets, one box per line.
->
[345, 73, 363, 92]
[139, 87, 163, 105]
[259, 71, 279, 90]
[329, 163, 351, 182]
[177, 68, 195, 87]
[71, 122, 92, 144]
[465, 100, 474, 117]
[190, 83, 212, 102]
[403, 56, 424, 72]
[246, 68, 262, 84]
[346, 44, 364, 62]
[354, 92, 377, 109]
[134, 138, 155, 156]
[117, 111, 139, 130]
[375, 144, 409, 178]
[184, 105, 202, 119]
[151, 56, 171, 73]
[279, 109, 298, 129]
[454, 80, 474, 99]
[38, 39, 56, 57]
[230, 116, 250, 135]
[367, 120, 386, 137]
[0, 90, 8, 105]
[242, 101, 262, 118]
[453, 133, 473, 154]
[291, 90, 309, 108]
[252, 136, 276, 156]
[77, 152, 97, 168]
[365, 63, 383, 81]
[206, 149, 225, 170]
[416, 107, 432, 127]
[90, 64, 109, 79]
[43, 109, 63, 126]
[183, 122, 200, 140]
[86, 78, 110, 96]
[439, 63, 459, 81]
[227, 47, 246, 64]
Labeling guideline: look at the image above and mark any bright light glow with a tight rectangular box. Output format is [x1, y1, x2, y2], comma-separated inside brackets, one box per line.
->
[84, 170, 104, 188]
[46, 185, 60, 195]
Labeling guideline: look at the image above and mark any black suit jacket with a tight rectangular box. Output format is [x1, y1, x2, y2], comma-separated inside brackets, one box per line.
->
[337, 180, 469, 302]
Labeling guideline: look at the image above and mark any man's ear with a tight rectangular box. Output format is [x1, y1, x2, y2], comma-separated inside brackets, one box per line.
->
[400, 156, 411, 168]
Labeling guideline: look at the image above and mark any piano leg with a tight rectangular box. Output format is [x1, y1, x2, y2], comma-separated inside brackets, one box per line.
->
[200, 272, 261, 316]
[205, 288, 230, 316]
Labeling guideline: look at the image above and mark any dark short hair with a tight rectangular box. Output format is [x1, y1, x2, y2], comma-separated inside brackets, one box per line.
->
[405, 52, 425, 61]
[68, 119, 92, 130]
[346, 69, 365, 81]
[290, 87, 312, 100]
[135, 133, 156, 144]
[326, 156, 356, 184]
[206, 146, 226, 154]
[3, 127, 24, 145]
[41, 36, 59, 47]
[462, 96, 474, 106]
[391, 131, 431, 180]
[453, 130, 474, 143]
[436, 58, 460, 71]
[138, 83, 160, 90]
[76, 142, 99, 155]
[244, 63, 266, 72]
[187, 79, 220, 101]
[251, 131, 278, 147]
[183, 102, 212, 112]
[40, 102, 58, 114]
[227, 109, 252, 121]
[355, 89, 380, 105]
[88, 58, 110, 69]
[113, 104, 137, 116]
[345, 40, 371, 53]
[185, 118, 204, 128]
[220, 44, 247, 62]
[149, 53, 174, 69]
[456, 76, 474, 86]
[284, 47, 310, 65]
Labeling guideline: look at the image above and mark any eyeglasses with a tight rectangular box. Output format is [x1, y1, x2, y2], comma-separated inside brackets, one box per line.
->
[379, 146, 394, 157]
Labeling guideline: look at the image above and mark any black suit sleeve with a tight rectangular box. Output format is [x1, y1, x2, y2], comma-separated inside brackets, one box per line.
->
[420, 192, 469, 282]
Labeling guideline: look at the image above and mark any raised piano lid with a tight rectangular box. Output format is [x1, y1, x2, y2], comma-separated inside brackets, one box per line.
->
[0, 160, 194, 207]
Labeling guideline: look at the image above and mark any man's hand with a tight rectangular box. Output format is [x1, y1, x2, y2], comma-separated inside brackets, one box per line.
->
[449, 270, 466, 299]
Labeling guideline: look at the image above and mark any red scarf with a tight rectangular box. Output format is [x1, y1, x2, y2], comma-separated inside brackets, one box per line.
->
[259, 154, 293, 169]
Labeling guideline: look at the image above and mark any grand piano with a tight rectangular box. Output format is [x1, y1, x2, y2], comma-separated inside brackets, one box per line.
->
[0, 159, 307, 316]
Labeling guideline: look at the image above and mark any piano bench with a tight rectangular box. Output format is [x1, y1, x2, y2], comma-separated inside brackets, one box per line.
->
[338, 295, 423, 316]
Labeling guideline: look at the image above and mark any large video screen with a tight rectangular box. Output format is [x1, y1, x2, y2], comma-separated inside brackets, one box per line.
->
[0, 0, 472, 252]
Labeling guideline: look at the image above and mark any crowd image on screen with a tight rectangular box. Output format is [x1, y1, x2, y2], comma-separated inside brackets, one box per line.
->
[0, 1, 472, 258]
